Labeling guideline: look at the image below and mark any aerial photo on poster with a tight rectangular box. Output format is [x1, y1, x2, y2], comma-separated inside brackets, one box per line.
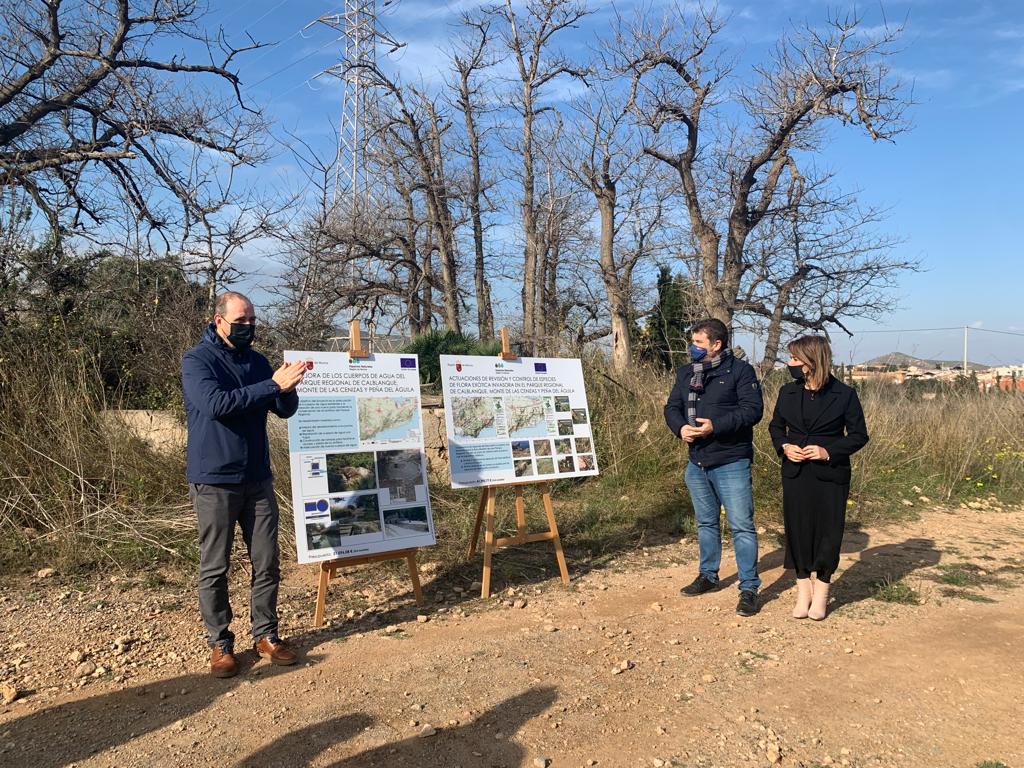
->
[284, 351, 436, 563]
[439, 355, 600, 487]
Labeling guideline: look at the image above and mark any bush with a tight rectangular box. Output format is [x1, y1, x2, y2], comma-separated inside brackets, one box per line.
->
[401, 329, 502, 394]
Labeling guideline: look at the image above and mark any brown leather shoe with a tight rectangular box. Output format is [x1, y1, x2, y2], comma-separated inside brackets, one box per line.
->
[254, 637, 298, 666]
[210, 646, 238, 678]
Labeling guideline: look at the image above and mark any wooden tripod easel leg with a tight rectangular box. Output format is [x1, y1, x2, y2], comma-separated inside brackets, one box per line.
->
[481, 486, 497, 599]
[467, 487, 488, 558]
[405, 551, 424, 607]
[541, 483, 570, 585]
[514, 485, 527, 539]
[314, 561, 331, 628]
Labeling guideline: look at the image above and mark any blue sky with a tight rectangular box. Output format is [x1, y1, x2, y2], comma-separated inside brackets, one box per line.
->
[209, 0, 1024, 365]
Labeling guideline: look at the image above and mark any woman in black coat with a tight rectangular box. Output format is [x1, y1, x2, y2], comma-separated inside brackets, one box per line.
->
[768, 336, 869, 620]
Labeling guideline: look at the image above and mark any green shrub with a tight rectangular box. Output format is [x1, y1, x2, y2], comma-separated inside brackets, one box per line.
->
[872, 577, 920, 604]
[401, 329, 502, 394]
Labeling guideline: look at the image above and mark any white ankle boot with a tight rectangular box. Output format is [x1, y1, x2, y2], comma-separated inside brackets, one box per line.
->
[809, 578, 830, 620]
[792, 578, 812, 618]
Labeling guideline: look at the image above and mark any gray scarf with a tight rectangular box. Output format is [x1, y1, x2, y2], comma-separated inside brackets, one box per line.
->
[687, 349, 732, 427]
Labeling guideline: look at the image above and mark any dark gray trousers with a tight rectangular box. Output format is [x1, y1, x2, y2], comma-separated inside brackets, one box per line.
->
[190, 479, 281, 649]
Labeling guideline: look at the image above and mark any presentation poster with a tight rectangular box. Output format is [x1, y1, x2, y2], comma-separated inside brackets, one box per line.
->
[438, 355, 600, 488]
[283, 351, 435, 564]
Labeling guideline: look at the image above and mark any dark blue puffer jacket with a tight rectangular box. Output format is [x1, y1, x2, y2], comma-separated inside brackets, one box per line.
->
[181, 325, 299, 484]
[664, 356, 764, 469]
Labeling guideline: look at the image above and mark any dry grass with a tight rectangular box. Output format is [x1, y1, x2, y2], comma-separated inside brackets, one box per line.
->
[0, 335, 195, 571]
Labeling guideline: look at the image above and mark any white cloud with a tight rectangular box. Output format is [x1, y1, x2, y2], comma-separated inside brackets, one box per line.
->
[993, 26, 1024, 40]
[890, 66, 955, 90]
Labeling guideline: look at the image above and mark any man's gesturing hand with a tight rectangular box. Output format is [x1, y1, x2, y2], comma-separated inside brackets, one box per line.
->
[273, 360, 307, 393]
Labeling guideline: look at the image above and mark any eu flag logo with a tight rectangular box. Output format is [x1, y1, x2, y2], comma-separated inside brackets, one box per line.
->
[534, 362, 547, 373]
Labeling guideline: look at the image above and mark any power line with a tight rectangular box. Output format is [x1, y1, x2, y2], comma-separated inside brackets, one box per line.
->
[245, 0, 293, 32]
[209, 0, 292, 36]
[846, 326, 962, 333]
[846, 326, 1024, 337]
[244, 35, 343, 91]
[242, 28, 311, 71]
[969, 327, 1024, 338]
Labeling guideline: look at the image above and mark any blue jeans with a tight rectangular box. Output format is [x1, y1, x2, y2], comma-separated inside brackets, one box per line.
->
[684, 458, 761, 593]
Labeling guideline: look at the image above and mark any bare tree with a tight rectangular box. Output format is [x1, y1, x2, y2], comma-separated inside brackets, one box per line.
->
[737, 172, 918, 374]
[177, 163, 293, 313]
[565, 74, 676, 372]
[340, 60, 464, 334]
[0, 0, 267, 242]
[494, 0, 590, 353]
[273, 119, 454, 340]
[450, 12, 497, 340]
[618, 4, 911, 351]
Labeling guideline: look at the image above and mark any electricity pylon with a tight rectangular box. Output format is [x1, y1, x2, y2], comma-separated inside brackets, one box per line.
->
[313, 1, 404, 208]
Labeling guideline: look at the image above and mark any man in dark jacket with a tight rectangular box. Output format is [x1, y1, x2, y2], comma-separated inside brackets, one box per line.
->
[664, 318, 765, 616]
[181, 291, 307, 677]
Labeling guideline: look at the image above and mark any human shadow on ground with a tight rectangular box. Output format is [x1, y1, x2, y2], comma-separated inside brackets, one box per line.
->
[234, 686, 558, 768]
[753, 527, 873, 607]
[830, 537, 941, 610]
[709, 530, 939, 614]
[232, 713, 373, 767]
[0, 659, 323, 768]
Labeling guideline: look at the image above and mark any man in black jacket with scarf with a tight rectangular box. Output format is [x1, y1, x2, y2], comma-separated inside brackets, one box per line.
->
[664, 318, 765, 616]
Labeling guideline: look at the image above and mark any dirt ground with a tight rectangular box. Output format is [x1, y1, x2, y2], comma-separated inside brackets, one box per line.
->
[1, 503, 1022, 768]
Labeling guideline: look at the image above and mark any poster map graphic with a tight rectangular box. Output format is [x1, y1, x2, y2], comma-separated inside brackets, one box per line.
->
[284, 351, 435, 564]
[439, 355, 600, 488]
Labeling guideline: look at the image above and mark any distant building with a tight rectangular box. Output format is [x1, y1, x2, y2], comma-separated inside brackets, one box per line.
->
[850, 368, 906, 384]
[978, 366, 1024, 393]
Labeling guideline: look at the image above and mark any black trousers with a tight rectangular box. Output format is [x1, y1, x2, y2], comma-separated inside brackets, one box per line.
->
[781, 471, 849, 583]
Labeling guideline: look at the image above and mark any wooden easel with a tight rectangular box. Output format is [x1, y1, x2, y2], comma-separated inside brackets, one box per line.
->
[314, 547, 424, 627]
[465, 328, 571, 599]
[467, 481, 570, 599]
[311, 319, 425, 627]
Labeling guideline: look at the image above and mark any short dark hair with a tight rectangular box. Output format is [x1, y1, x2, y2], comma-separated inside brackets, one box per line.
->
[691, 318, 729, 348]
[214, 291, 252, 318]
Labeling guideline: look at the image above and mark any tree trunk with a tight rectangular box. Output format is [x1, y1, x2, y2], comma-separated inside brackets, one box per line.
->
[205, 267, 217, 316]
[475, 245, 494, 340]
[542, 238, 560, 354]
[461, 76, 494, 339]
[595, 190, 632, 372]
[398, 103, 461, 335]
[421, 231, 434, 331]
[521, 101, 538, 354]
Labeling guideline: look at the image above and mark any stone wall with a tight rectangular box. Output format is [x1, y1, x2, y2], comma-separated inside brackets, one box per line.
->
[101, 410, 186, 455]
[422, 407, 450, 476]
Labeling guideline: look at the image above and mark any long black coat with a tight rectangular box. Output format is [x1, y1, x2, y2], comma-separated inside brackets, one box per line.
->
[767, 377, 869, 485]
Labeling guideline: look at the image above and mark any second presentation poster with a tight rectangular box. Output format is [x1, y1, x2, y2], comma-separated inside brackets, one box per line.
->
[438, 355, 600, 488]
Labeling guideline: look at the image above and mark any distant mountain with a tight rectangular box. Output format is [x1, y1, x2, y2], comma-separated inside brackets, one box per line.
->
[859, 352, 988, 371]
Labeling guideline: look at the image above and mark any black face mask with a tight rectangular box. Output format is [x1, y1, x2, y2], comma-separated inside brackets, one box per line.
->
[787, 364, 806, 381]
[227, 322, 256, 351]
